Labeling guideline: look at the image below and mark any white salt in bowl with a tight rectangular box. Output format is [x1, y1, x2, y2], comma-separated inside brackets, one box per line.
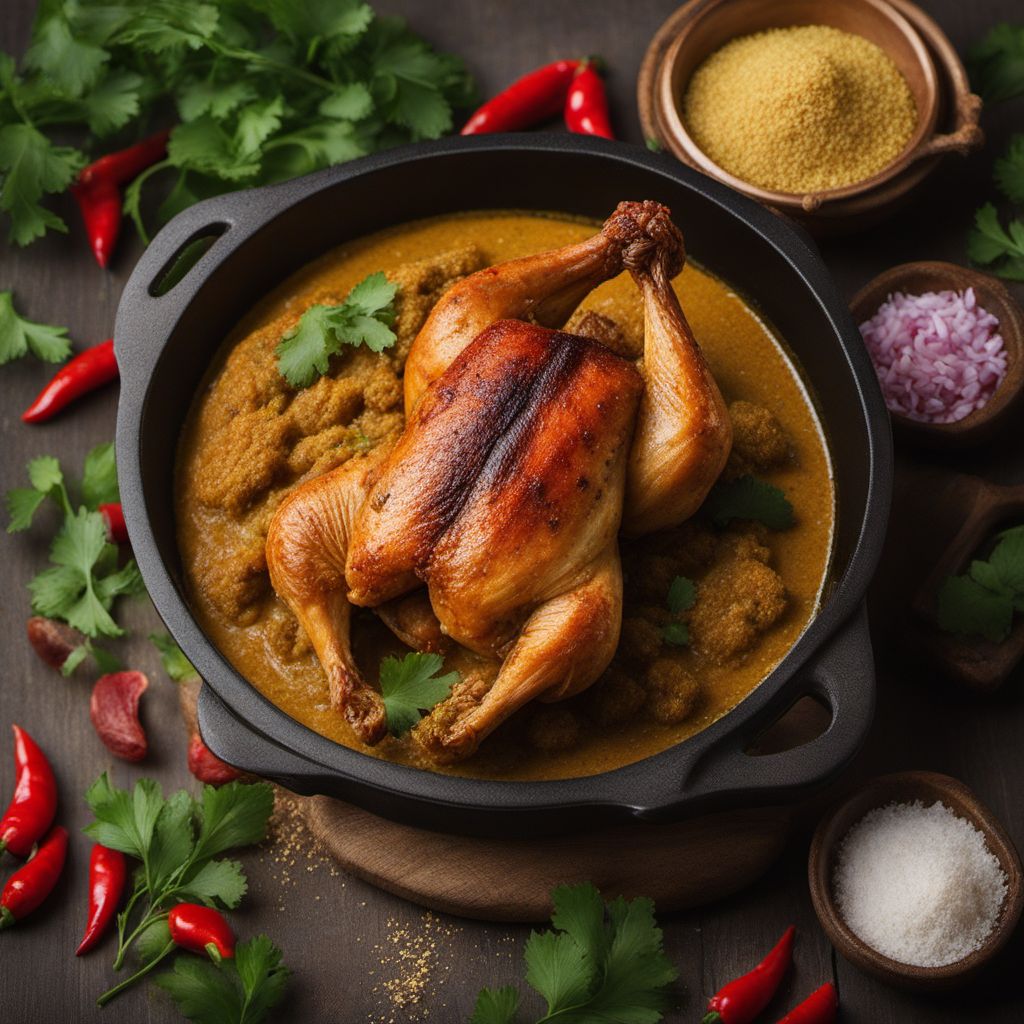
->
[808, 771, 1023, 990]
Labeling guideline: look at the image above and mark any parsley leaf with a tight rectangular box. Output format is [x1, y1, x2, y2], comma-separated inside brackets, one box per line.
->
[995, 135, 1024, 206]
[379, 652, 459, 736]
[968, 203, 1024, 281]
[156, 935, 289, 1024]
[968, 24, 1024, 104]
[150, 632, 200, 682]
[937, 525, 1024, 642]
[478, 883, 677, 1024]
[276, 271, 397, 388]
[0, 291, 72, 365]
[702, 475, 795, 530]
[0, 125, 84, 245]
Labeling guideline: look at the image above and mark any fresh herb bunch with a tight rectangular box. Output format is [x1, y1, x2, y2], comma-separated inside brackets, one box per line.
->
[276, 270, 397, 388]
[662, 575, 696, 647]
[937, 524, 1024, 643]
[0, 0, 477, 246]
[84, 772, 275, 1006]
[379, 651, 459, 736]
[702, 475, 795, 530]
[5, 443, 144, 641]
[471, 883, 678, 1024]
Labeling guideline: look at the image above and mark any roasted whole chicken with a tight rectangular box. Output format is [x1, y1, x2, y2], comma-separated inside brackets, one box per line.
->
[266, 201, 732, 761]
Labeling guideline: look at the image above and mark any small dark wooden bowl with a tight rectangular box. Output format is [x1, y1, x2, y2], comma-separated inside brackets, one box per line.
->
[809, 771, 1024, 991]
[850, 261, 1024, 449]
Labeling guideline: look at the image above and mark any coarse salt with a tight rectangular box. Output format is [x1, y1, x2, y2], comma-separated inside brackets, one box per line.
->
[859, 288, 1007, 424]
[833, 800, 1007, 968]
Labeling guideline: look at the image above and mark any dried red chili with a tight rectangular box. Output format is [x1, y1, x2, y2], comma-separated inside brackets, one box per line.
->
[0, 825, 68, 929]
[775, 983, 838, 1024]
[564, 59, 614, 139]
[0, 724, 58, 858]
[461, 59, 581, 134]
[76, 844, 128, 955]
[21, 339, 118, 424]
[704, 926, 796, 1024]
[72, 129, 170, 268]
[168, 903, 236, 962]
[99, 503, 128, 545]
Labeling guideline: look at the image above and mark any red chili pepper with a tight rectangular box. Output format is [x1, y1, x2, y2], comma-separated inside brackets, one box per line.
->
[0, 725, 58, 858]
[565, 59, 614, 139]
[76, 844, 127, 955]
[21, 339, 118, 424]
[704, 926, 796, 1024]
[461, 59, 581, 134]
[99, 503, 128, 545]
[73, 129, 170, 268]
[0, 825, 68, 929]
[168, 904, 236, 963]
[775, 983, 838, 1024]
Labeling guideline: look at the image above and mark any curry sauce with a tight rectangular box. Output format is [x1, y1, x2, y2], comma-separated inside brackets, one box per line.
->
[176, 212, 834, 781]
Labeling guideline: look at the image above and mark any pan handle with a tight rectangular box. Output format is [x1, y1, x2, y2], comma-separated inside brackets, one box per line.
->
[673, 604, 875, 811]
[197, 682, 330, 796]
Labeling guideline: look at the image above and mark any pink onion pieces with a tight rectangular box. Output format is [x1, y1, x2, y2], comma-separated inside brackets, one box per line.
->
[859, 287, 1007, 424]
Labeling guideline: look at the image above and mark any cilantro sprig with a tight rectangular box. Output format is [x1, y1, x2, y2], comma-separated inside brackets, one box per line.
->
[471, 883, 678, 1024]
[968, 24, 1024, 104]
[1, 2, 476, 246]
[0, 290, 72, 365]
[968, 203, 1024, 282]
[702, 476, 795, 530]
[276, 271, 397, 388]
[937, 525, 1024, 643]
[6, 443, 143, 640]
[663, 575, 696, 647]
[85, 773, 275, 1007]
[379, 652, 459, 737]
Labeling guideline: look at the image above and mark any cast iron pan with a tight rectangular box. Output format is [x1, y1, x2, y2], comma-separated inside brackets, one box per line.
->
[115, 135, 892, 837]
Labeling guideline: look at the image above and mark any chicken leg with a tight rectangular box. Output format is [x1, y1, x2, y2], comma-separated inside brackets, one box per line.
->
[621, 210, 732, 536]
[402, 200, 671, 415]
[414, 545, 622, 762]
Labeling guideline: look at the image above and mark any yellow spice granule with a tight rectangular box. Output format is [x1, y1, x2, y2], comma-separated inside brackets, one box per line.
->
[682, 24, 917, 193]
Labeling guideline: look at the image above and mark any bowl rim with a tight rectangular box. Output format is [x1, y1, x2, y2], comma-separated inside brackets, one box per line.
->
[808, 770, 1024, 987]
[114, 134, 894, 827]
[655, 0, 941, 209]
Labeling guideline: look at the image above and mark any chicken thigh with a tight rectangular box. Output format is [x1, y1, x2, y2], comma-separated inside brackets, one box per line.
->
[265, 201, 732, 761]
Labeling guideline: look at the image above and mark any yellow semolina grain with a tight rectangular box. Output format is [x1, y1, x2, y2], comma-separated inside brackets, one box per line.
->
[682, 24, 918, 194]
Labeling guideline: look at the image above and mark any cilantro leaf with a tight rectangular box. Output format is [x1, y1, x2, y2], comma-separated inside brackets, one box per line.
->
[60, 639, 121, 678]
[968, 204, 1024, 281]
[7, 488, 49, 533]
[156, 936, 289, 1024]
[178, 858, 248, 909]
[320, 82, 374, 121]
[192, 780, 275, 861]
[666, 576, 696, 614]
[0, 291, 72, 365]
[969, 24, 1024, 103]
[24, 15, 109, 98]
[995, 135, 1024, 206]
[81, 70, 145, 136]
[85, 774, 166, 860]
[486, 883, 677, 1024]
[937, 573, 1014, 643]
[0, 125, 84, 245]
[662, 622, 690, 647]
[703, 476, 795, 530]
[150, 632, 200, 682]
[82, 442, 120, 508]
[991, 526, 1024, 604]
[471, 987, 521, 1024]
[135, 917, 174, 965]
[276, 271, 397, 388]
[379, 652, 459, 736]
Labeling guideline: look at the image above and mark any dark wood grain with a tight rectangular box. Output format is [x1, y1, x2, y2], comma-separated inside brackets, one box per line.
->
[2, 1, 1023, 1022]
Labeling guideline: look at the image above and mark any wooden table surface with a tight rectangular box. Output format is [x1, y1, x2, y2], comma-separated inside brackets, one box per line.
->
[3, 1, 1023, 1021]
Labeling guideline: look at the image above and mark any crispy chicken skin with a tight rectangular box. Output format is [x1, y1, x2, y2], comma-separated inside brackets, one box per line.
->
[265, 201, 734, 760]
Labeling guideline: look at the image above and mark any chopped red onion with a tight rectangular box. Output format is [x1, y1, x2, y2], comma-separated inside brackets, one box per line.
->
[859, 287, 1007, 424]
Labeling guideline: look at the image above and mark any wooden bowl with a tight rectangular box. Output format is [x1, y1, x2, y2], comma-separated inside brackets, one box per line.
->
[809, 772, 1024, 991]
[850, 261, 1024, 448]
[638, 0, 984, 233]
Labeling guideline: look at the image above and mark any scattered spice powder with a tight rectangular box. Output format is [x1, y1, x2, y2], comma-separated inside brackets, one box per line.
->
[682, 25, 917, 193]
[860, 287, 1007, 423]
[834, 800, 1007, 967]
